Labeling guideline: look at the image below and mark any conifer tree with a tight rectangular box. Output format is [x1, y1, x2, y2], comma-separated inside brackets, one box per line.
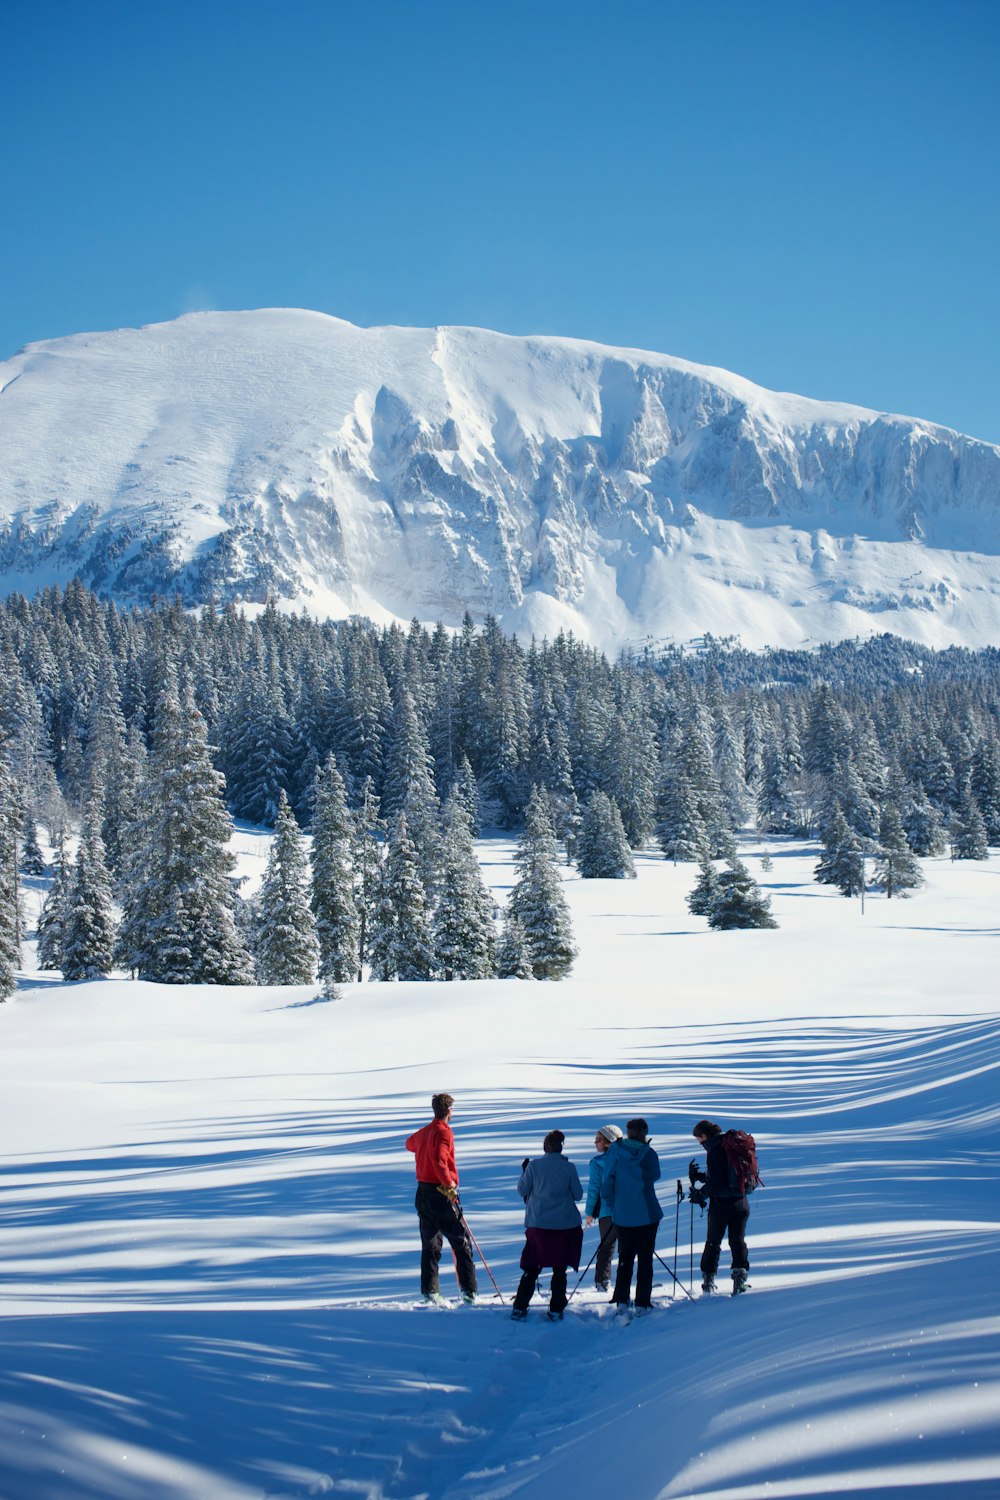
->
[255, 791, 318, 984]
[310, 756, 360, 989]
[0, 753, 22, 1000]
[353, 775, 384, 981]
[814, 802, 866, 897]
[496, 910, 534, 979]
[117, 675, 253, 983]
[36, 840, 71, 971]
[687, 854, 720, 917]
[368, 813, 435, 981]
[432, 796, 496, 980]
[970, 737, 1000, 844]
[901, 784, 946, 857]
[707, 859, 778, 930]
[508, 787, 577, 979]
[872, 806, 924, 898]
[575, 792, 636, 879]
[19, 817, 46, 876]
[949, 780, 989, 861]
[61, 815, 117, 981]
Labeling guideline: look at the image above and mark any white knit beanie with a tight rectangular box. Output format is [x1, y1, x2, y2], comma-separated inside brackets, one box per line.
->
[597, 1124, 623, 1144]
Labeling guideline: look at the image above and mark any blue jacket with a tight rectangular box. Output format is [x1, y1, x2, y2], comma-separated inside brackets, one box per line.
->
[601, 1137, 663, 1227]
[517, 1154, 583, 1229]
[585, 1151, 612, 1218]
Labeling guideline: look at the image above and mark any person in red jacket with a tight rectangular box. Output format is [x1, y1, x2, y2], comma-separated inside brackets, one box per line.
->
[406, 1092, 478, 1303]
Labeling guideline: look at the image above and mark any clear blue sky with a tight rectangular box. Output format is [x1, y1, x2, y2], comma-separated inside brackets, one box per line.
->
[4, 0, 999, 440]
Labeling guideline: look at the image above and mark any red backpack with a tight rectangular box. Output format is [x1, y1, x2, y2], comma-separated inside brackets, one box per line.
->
[719, 1130, 763, 1194]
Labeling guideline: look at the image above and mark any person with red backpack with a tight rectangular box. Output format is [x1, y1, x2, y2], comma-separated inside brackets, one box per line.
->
[689, 1118, 761, 1296]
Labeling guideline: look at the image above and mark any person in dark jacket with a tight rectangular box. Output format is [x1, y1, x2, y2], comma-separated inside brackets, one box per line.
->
[601, 1117, 663, 1311]
[511, 1130, 584, 1321]
[690, 1118, 750, 1295]
[584, 1123, 623, 1291]
[406, 1092, 477, 1304]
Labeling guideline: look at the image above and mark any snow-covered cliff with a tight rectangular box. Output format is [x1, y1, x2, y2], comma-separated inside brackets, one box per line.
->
[1, 308, 998, 650]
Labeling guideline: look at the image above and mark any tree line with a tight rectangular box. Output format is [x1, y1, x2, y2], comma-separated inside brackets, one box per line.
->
[1, 582, 998, 996]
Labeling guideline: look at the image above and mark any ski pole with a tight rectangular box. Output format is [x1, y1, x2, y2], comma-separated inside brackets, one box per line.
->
[673, 1180, 683, 1296]
[654, 1247, 696, 1303]
[458, 1204, 505, 1305]
[567, 1220, 616, 1304]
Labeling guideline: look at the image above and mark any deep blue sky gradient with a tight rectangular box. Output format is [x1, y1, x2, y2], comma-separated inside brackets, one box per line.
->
[4, 0, 999, 440]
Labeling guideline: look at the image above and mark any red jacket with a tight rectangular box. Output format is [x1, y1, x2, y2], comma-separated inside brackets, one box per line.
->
[406, 1118, 458, 1187]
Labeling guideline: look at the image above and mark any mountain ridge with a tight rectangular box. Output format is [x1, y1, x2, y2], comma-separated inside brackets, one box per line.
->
[2, 308, 998, 651]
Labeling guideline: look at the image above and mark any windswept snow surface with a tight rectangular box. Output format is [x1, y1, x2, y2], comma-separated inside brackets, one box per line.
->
[2, 310, 1000, 650]
[2, 837, 999, 1500]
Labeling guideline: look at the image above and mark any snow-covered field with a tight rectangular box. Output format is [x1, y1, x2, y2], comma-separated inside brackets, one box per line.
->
[2, 838, 999, 1500]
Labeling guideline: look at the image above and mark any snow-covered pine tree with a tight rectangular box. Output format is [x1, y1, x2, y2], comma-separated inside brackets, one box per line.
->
[432, 794, 496, 980]
[352, 775, 384, 981]
[254, 790, 318, 984]
[368, 812, 435, 981]
[36, 840, 71, 971]
[575, 791, 636, 879]
[61, 814, 117, 981]
[451, 753, 482, 836]
[901, 784, 946, 857]
[0, 751, 22, 1000]
[814, 802, 866, 897]
[508, 786, 577, 979]
[970, 737, 1000, 844]
[949, 779, 989, 860]
[117, 674, 253, 983]
[707, 859, 778, 930]
[496, 910, 534, 979]
[310, 756, 360, 989]
[19, 816, 46, 876]
[872, 805, 924, 898]
[687, 853, 721, 917]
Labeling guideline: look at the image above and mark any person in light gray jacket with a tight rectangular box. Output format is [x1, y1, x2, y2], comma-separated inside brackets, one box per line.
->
[511, 1130, 584, 1321]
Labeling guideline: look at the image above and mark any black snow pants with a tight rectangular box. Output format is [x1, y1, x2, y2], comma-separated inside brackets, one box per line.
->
[700, 1195, 750, 1279]
[595, 1215, 617, 1287]
[415, 1183, 478, 1297]
[612, 1222, 658, 1307]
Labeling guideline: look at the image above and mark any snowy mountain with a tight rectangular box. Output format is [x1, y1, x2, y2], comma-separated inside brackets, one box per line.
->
[2, 308, 999, 650]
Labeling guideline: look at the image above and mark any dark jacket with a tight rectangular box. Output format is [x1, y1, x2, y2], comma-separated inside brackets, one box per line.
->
[703, 1132, 744, 1203]
[601, 1137, 663, 1227]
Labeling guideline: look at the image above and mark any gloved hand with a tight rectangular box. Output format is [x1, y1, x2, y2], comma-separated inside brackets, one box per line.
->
[689, 1157, 708, 1185]
[521, 1158, 530, 1171]
[689, 1185, 708, 1209]
[437, 1185, 459, 1203]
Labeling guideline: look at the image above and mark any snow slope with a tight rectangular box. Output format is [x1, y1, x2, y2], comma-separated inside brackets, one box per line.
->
[1, 837, 999, 1499]
[2, 310, 1000, 651]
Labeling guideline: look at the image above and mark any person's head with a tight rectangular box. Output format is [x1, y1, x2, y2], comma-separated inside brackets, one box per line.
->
[594, 1123, 623, 1154]
[432, 1093, 455, 1121]
[626, 1117, 649, 1141]
[543, 1129, 565, 1154]
[692, 1119, 721, 1145]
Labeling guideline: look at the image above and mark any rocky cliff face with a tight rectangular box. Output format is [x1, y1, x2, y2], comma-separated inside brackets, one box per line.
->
[1, 309, 998, 650]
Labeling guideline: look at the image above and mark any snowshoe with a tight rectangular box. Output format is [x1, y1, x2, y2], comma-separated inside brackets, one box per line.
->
[422, 1292, 447, 1306]
[731, 1269, 750, 1296]
[595, 1279, 610, 1292]
[546, 1309, 564, 1321]
[510, 1307, 528, 1322]
[701, 1277, 718, 1295]
[459, 1290, 477, 1305]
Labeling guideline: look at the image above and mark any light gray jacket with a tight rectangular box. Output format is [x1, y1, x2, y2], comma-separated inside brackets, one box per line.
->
[517, 1153, 583, 1229]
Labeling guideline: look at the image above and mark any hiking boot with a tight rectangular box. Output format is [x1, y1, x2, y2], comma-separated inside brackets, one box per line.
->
[546, 1309, 564, 1321]
[701, 1277, 718, 1295]
[595, 1279, 610, 1292]
[611, 1300, 632, 1315]
[422, 1292, 446, 1306]
[510, 1307, 528, 1322]
[633, 1304, 654, 1317]
[732, 1269, 750, 1296]
[460, 1290, 477, 1305]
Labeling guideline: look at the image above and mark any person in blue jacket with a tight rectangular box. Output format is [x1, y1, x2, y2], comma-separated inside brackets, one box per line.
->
[600, 1117, 663, 1311]
[511, 1129, 584, 1321]
[584, 1123, 623, 1292]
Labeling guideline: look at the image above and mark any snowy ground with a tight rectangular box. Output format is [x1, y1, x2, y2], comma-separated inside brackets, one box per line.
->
[2, 838, 999, 1500]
